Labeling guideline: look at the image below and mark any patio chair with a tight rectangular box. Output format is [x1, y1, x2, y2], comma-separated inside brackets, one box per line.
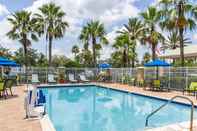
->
[0, 80, 7, 98]
[31, 74, 40, 84]
[48, 74, 56, 83]
[183, 82, 197, 95]
[79, 74, 90, 82]
[152, 80, 163, 91]
[129, 78, 135, 86]
[24, 87, 45, 118]
[68, 74, 77, 83]
[5, 79, 14, 96]
[137, 79, 145, 87]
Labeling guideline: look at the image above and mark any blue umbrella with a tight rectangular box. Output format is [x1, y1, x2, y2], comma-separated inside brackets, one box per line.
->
[0, 57, 20, 67]
[144, 59, 171, 79]
[0, 61, 20, 67]
[98, 63, 111, 69]
[0, 57, 12, 62]
[144, 59, 171, 67]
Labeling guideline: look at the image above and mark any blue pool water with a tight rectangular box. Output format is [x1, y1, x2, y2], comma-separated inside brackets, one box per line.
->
[39, 86, 197, 131]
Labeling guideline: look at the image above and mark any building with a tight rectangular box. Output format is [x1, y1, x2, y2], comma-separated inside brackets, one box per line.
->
[158, 44, 197, 61]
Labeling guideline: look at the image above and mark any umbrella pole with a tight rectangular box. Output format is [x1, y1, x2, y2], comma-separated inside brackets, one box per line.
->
[1, 66, 3, 78]
[156, 66, 159, 80]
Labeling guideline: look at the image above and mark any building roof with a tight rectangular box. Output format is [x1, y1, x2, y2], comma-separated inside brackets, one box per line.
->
[159, 44, 197, 59]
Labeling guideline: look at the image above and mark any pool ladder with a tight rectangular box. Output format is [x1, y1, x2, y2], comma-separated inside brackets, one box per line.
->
[145, 95, 195, 131]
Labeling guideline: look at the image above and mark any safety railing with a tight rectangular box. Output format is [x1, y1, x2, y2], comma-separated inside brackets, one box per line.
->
[145, 95, 194, 131]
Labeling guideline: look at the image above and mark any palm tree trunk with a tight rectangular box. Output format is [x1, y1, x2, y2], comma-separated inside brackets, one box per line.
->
[123, 49, 127, 67]
[152, 43, 156, 60]
[127, 47, 129, 67]
[92, 37, 97, 67]
[131, 47, 135, 68]
[178, 1, 185, 67]
[49, 36, 53, 67]
[23, 45, 28, 67]
[23, 35, 28, 85]
[179, 28, 184, 67]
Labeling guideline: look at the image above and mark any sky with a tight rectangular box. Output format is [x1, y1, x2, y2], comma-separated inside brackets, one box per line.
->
[0, 0, 197, 61]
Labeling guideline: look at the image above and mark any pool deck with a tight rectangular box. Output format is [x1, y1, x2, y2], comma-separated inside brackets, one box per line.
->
[0, 85, 42, 131]
[1, 83, 197, 131]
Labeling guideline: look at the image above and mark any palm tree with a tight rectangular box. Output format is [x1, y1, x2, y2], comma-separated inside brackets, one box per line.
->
[161, 31, 191, 50]
[113, 34, 129, 67]
[159, 0, 197, 66]
[142, 52, 151, 65]
[141, 7, 165, 60]
[72, 45, 79, 57]
[110, 51, 123, 67]
[7, 11, 38, 66]
[79, 20, 108, 67]
[79, 26, 90, 50]
[79, 49, 93, 67]
[118, 18, 144, 67]
[113, 34, 137, 67]
[34, 3, 69, 66]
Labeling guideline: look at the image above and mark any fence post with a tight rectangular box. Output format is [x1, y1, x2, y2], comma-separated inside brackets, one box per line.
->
[169, 67, 170, 90]
[186, 67, 188, 91]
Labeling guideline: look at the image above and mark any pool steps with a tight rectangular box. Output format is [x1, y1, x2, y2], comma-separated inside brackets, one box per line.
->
[145, 120, 197, 131]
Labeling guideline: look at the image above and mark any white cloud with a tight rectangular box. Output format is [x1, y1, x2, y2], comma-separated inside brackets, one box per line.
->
[0, 4, 9, 16]
[106, 27, 119, 44]
[25, 0, 51, 13]
[0, 18, 19, 51]
[193, 34, 197, 40]
[0, 0, 141, 60]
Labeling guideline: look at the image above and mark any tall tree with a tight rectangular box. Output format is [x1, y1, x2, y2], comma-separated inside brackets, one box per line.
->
[14, 48, 39, 66]
[159, 0, 197, 66]
[113, 34, 133, 67]
[37, 53, 48, 67]
[142, 52, 151, 65]
[118, 18, 144, 67]
[79, 20, 108, 67]
[34, 3, 69, 66]
[7, 11, 38, 67]
[72, 45, 80, 57]
[78, 49, 93, 67]
[0, 46, 12, 58]
[109, 51, 123, 68]
[141, 7, 165, 60]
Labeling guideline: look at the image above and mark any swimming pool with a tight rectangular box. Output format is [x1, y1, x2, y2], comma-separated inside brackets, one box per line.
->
[39, 85, 197, 131]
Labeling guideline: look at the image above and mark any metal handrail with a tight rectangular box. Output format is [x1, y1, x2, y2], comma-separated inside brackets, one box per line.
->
[145, 95, 194, 131]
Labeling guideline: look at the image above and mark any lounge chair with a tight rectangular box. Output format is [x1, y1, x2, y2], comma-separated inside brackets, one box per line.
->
[68, 74, 77, 83]
[31, 74, 40, 84]
[24, 87, 45, 118]
[79, 74, 90, 82]
[183, 82, 197, 95]
[48, 74, 56, 83]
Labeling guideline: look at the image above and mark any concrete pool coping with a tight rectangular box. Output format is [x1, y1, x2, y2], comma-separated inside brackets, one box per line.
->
[37, 83, 197, 131]
[40, 115, 55, 131]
